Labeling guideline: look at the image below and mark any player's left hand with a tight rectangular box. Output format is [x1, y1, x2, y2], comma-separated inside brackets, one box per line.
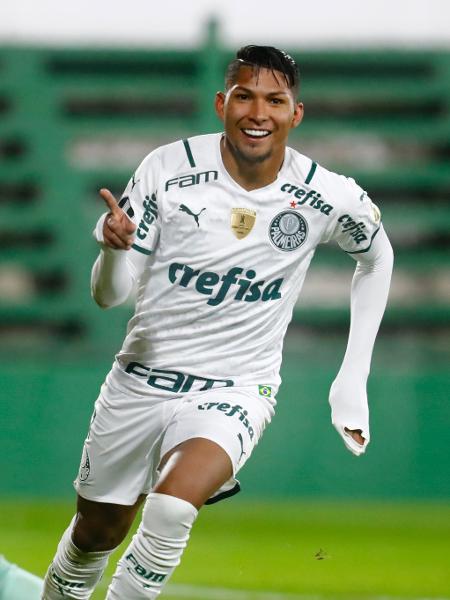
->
[329, 374, 370, 456]
[345, 428, 365, 446]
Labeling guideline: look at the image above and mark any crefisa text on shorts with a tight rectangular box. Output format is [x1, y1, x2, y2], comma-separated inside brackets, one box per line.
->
[197, 401, 255, 440]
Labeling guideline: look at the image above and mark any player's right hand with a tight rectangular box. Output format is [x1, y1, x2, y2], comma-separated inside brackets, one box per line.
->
[100, 188, 136, 250]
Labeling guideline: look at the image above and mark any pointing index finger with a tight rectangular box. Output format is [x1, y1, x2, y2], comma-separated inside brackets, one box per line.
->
[99, 188, 122, 216]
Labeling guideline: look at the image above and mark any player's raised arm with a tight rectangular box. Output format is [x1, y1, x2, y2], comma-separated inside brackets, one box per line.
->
[99, 188, 136, 250]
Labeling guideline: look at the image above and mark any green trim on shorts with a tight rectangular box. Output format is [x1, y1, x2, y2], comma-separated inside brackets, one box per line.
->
[205, 482, 241, 505]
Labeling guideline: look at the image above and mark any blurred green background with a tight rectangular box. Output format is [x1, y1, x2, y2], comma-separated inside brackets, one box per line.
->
[1, 20, 449, 599]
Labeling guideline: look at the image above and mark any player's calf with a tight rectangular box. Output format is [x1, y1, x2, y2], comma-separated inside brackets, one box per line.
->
[42, 494, 145, 598]
[106, 493, 198, 599]
[41, 516, 114, 599]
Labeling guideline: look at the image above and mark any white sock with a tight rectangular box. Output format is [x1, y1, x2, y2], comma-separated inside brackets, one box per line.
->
[106, 493, 198, 599]
[41, 517, 113, 599]
[0, 555, 43, 600]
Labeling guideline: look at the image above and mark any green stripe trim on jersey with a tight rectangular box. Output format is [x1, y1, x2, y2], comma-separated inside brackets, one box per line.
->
[183, 138, 196, 168]
[346, 226, 381, 254]
[305, 161, 317, 184]
[131, 243, 153, 255]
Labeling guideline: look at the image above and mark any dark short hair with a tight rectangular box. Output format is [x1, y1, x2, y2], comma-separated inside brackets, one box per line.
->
[225, 45, 299, 96]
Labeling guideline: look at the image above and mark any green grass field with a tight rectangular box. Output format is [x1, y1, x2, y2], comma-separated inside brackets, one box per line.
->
[1, 499, 449, 599]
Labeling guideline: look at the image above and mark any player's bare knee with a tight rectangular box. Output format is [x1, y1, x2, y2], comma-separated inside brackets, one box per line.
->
[73, 517, 126, 552]
[153, 480, 204, 509]
[73, 498, 140, 551]
[154, 455, 233, 509]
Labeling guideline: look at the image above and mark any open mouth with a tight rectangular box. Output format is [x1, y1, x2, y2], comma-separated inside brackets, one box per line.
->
[241, 128, 271, 140]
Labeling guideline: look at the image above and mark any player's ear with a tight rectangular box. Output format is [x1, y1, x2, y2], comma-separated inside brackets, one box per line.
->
[291, 102, 304, 129]
[215, 91, 226, 122]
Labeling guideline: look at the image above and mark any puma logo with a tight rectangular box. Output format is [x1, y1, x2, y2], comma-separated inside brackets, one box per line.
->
[237, 433, 246, 462]
[131, 174, 140, 190]
[179, 204, 206, 227]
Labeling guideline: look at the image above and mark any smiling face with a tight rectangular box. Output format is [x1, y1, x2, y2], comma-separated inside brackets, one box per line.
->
[215, 65, 303, 171]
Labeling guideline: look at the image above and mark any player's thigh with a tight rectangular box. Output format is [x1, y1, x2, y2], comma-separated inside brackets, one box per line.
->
[157, 387, 274, 506]
[74, 381, 177, 506]
[155, 437, 233, 508]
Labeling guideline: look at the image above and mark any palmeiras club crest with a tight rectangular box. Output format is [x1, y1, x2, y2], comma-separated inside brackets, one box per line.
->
[231, 208, 256, 239]
[269, 210, 308, 251]
[79, 446, 90, 482]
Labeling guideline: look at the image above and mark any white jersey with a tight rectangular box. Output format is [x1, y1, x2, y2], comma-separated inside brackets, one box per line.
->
[105, 132, 381, 397]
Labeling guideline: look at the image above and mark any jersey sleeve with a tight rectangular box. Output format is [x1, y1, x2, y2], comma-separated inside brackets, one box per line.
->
[117, 150, 162, 257]
[326, 177, 382, 254]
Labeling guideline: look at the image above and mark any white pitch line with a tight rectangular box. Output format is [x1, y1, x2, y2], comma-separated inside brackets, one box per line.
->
[164, 585, 321, 600]
[96, 580, 450, 600]
[163, 584, 450, 600]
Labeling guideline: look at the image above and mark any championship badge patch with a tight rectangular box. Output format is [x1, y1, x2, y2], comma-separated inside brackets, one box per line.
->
[231, 208, 256, 239]
[269, 210, 308, 251]
[371, 201, 381, 224]
[258, 385, 272, 398]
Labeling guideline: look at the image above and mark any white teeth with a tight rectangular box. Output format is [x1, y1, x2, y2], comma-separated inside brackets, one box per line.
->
[243, 129, 270, 137]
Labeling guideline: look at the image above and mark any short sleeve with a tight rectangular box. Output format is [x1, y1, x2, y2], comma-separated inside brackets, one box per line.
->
[118, 150, 162, 257]
[328, 178, 381, 254]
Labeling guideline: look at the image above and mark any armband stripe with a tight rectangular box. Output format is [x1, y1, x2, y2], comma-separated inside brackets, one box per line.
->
[182, 138, 196, 168]
[305, 161, 317, 184]
[118, 196, 135, 219]
[131, 243, 153, 256]
[346, 225, 381, 254]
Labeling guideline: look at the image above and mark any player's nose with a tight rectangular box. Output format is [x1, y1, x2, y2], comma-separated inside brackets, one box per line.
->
[247, 98, 268, 122]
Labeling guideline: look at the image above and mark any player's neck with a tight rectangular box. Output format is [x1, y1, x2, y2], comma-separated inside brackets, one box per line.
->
[220, 137, 284, 191]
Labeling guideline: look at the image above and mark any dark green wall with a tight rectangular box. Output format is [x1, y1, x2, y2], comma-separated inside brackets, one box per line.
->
[1, 39, 450, 357]
[2, 333, 448, 500]
[1, 26, 449, 501]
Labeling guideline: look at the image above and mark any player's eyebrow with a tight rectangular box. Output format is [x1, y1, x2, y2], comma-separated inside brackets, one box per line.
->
[231, 85, 252, 93]
[232, 85, 290, 97]
[266, 91, 290, 98]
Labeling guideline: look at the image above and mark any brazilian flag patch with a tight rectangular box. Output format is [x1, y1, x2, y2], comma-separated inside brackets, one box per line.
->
[258, 385, 272, 398]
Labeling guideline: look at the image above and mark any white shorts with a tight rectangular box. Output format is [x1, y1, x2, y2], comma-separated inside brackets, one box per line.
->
[74, 377, 275, 505]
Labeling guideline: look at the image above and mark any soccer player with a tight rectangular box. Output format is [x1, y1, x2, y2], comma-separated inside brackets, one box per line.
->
[0, 556, 43, 599]
[42, 45, 393, 599]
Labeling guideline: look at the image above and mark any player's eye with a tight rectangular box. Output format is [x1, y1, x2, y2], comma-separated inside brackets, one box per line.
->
[269, 97, 284, 105]
[235, 93, 249, 100]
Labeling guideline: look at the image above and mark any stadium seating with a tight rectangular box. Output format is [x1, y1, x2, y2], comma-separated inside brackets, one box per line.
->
[1, 22, 449, 355]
